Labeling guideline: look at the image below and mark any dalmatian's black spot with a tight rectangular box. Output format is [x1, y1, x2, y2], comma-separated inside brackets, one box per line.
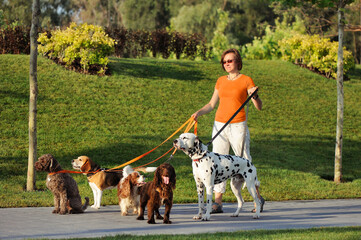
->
[248, 168, 253, 173]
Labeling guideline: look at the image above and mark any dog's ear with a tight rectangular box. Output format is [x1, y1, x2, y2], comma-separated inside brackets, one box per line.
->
[80, 157, 92, 172]
[154, 166, 162, 187]
[120, 176, 132, 198]
[169, 165, 176, 189]
[48, 155, 59, 172]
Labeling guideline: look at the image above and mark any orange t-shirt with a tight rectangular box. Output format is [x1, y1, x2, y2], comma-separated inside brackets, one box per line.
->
[215, 74, 255, 123]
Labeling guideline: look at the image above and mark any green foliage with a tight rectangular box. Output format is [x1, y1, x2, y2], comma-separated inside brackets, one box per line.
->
[170, 2, 218, 42]
[0, 26, 30, 54]
[38, 23, 115, 75]
[211, 9, 231, 59]
[279, 34, 355, 78]
[107, 27, 211, 60]
[120, 0, 170, 30]
[241, 15, 306, 60]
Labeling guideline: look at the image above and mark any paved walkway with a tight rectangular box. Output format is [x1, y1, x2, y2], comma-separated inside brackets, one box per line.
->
[1, 199, 361, 239]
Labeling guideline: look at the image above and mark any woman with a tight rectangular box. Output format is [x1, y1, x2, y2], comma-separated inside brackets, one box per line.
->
[191, 48, 264, 213]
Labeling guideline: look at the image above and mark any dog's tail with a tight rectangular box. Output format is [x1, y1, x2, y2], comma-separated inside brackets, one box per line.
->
[82, 197, 89, 211]
[137, 167, 157, 173]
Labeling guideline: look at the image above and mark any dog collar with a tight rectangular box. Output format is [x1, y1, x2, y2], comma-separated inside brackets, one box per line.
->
[193, 159, 200, 162]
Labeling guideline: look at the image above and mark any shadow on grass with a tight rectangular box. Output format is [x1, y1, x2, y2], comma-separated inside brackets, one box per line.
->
[108, 58, 207, 81]
[251, 134, 361, 182]
[348, 66, 361, 82]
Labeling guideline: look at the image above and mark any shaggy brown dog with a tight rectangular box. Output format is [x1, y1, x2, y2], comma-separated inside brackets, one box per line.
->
[136, 163, 176, 224]
[35, 154, 89, 214]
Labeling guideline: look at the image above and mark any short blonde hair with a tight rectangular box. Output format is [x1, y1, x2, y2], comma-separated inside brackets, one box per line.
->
[220, 48, 243, 71]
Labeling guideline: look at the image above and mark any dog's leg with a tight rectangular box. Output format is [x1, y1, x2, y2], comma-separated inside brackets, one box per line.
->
[136, 199, 147, 220]
[230, 176, 245, 217]
[52, 193, 60, 214]
[90, 183, 102, 209]
[246, 178, 261, 219]
[59, 192, 68, 215]
[202, 184, 213, 221]
[120, 199, 128, 216]
[162, 196, 172, 224]
[193, 181, 205, 220]
[147, 202, 156, 224]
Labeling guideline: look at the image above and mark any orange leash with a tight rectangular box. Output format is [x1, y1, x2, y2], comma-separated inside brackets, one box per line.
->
[48, 117, 197, 175]
[106, 117, 195, 171]
[48, 169, 102, 175]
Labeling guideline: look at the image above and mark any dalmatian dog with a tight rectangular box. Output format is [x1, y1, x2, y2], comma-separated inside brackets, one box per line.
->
[173, 132, 261, 220]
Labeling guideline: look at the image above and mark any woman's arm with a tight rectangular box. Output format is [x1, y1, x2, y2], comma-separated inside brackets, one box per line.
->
[248, 86, 262, 111]
[191, 89, 219, 120]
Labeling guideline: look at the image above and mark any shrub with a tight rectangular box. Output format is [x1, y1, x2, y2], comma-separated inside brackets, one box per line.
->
[38, 23, 115, 75]
[241, 15, 306, 60]
[279, 34, 355, 79]
[0, 26, 30, 54]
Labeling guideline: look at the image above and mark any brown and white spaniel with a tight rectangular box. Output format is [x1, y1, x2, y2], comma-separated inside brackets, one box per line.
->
[117, 165, 147, 216]
[136, 163, 176, 224]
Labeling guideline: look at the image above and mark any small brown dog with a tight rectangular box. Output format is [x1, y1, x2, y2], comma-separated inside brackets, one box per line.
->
[137, 163, 176, 224]
[35, 154, 89, 214]
[117, 165, 146, 216]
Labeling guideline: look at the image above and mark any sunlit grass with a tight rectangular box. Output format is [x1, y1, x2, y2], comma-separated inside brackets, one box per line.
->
[0, 55, 360, 208]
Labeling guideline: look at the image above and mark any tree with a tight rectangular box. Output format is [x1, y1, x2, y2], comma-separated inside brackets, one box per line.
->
[120, 0, 170, 30]
[27, 0, 40, 191]
[0, 0, 75, 27]
[73, 0, 123, 28]
[271, 0, 355, 183]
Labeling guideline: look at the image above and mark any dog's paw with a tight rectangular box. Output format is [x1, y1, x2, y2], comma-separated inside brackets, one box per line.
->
[147, 219, 156, 224]
[136, 216, 144, 220]
[121, 212, 128, 216]
[52, 209, 59, 214]
[59, 210, 67, 215]
[91, 204, 100, 209]
[252, 214, 260, 219]
[193, 215, 202, 220]
[163, 219, 172, 224]
[201, 215, 211, 221]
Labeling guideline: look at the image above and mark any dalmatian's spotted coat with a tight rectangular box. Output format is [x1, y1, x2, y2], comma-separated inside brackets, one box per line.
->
[173, 133, 261, 220]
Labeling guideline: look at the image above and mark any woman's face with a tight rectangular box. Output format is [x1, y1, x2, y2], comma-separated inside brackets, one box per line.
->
[223, 53, 238, 73]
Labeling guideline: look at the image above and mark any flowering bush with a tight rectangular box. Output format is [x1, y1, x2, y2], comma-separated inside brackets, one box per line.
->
[38, 23, 115, 75]
[279, 34, 355, 79]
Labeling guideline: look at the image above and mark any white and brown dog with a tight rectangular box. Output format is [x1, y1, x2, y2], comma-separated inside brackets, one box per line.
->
[173, 133, 261, 220]
[72, 156, 155, 209]
[117, 165, 146, 216]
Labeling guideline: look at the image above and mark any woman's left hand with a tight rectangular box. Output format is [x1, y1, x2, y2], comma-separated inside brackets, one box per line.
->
[248, 86, 258, 96]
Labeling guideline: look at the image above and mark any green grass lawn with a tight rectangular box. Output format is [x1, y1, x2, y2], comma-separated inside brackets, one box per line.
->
[87, 227, 361, 240]
[0, 55, 360, 208]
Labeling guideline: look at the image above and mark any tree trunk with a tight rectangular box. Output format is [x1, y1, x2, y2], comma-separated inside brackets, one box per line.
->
[334, 1, 345, 183]
[27, 0, 40, 191]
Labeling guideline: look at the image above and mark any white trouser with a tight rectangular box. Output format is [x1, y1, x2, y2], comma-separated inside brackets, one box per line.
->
[212, 121, 252, 194]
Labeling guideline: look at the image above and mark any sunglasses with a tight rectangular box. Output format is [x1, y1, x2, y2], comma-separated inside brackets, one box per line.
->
[222, 59, 236, 64]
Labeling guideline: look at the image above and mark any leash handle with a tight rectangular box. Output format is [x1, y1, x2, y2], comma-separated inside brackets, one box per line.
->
[206, 88, 258, 147]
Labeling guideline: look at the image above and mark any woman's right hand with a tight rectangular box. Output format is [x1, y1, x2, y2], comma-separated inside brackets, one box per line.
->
[191, 112, 199, 121]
